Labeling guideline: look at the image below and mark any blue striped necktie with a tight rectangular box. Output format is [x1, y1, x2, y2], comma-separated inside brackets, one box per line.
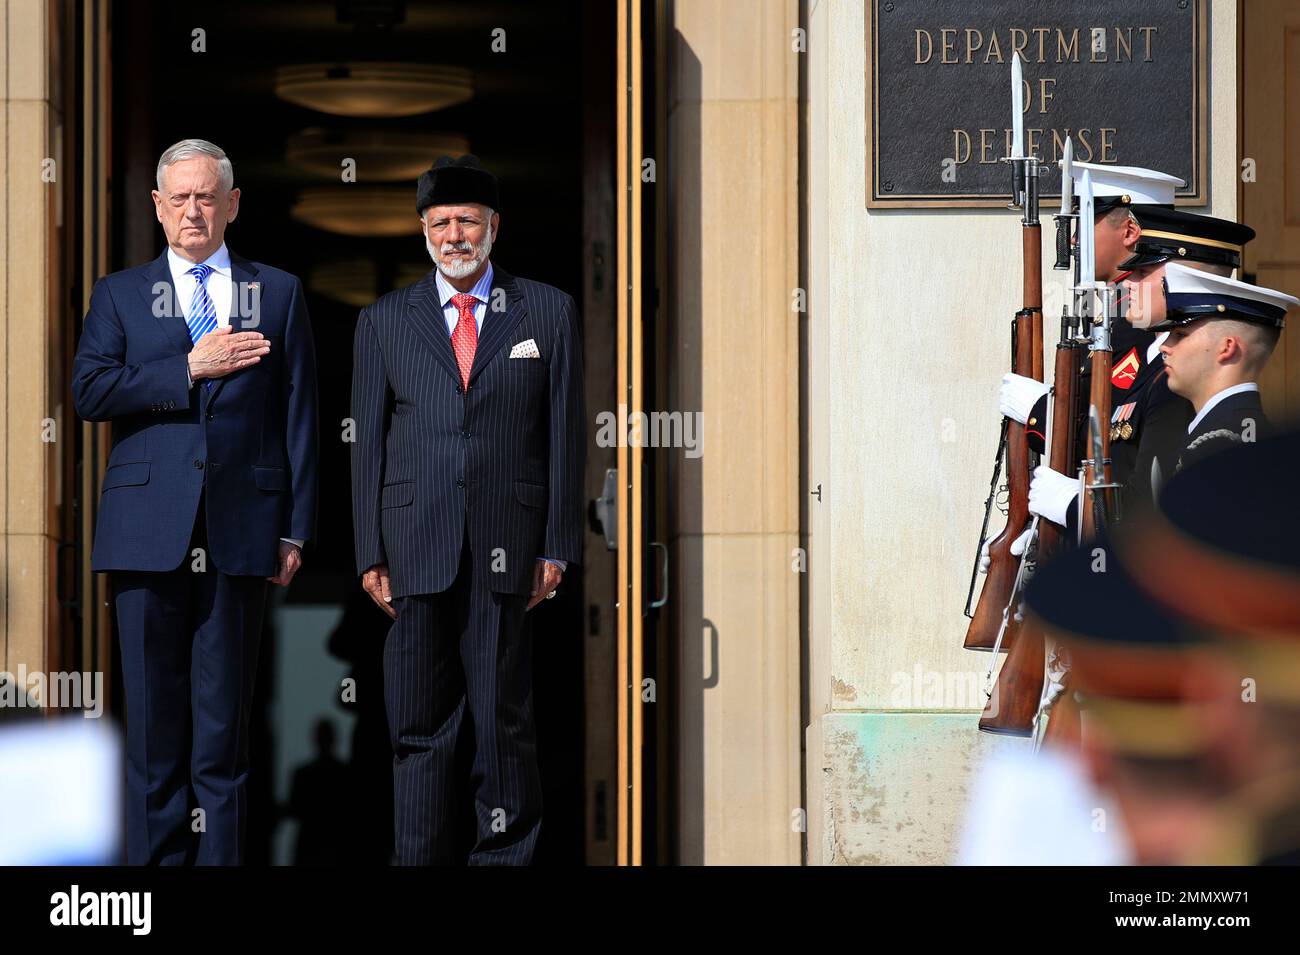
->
[186, 264, 218, 390]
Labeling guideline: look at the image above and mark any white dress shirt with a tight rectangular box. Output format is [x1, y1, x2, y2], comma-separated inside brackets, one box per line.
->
[171, 243, 231, 392]
[168, 242, 233, 330]
[1146, 331, 1168, 365]
[1188, 382, 1259, 435]
[170, 243, 302, 553]
[434, 262, 565, 576]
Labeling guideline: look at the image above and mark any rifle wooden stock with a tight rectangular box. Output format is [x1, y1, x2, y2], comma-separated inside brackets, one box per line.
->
[1080, 345, 1114, 542]
[978, 608, 1045, 735]
[964, 310, 1035, 651]
[1039, 341, 1082, 554]
[1027, 230, 1044, 381]
[1043, 676, 1082, 747]
[979, 342, 1081, 733]
[1024, 227, 1045, 324]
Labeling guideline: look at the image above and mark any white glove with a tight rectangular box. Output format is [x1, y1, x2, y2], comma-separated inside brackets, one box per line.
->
[1028, 465, 1079, 526]
[999, 373, 1050, 425]
[978, 524, 1033, 573]
[1009, 525, 1033, 557]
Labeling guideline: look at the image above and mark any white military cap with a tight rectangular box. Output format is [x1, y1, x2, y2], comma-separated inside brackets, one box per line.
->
[1071, 161, 1185, 210]
[1159, 262, 1300, 329]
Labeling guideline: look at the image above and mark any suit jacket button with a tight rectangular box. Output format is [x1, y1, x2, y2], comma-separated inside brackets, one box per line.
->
[194, 459, 204, 470]
[207, 412, 215, 420]
[455, 385, 462, 394]
[456, 478, 465, 488]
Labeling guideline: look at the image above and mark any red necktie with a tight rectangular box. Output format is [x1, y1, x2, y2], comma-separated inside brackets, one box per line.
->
[450, 293, 478, 389]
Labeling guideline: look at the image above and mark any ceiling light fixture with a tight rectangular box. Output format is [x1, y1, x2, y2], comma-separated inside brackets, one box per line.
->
[274, 62, 473, 117]
[290, 187, 417, 237]
[286, 128, 470, 181]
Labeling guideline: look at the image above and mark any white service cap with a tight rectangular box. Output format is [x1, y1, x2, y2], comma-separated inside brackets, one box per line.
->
[1071, 161, 1185, 207]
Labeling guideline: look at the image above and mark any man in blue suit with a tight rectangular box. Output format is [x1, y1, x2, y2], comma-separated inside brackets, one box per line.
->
[351, 155, 585, 864]
[72, 139, 318, 865]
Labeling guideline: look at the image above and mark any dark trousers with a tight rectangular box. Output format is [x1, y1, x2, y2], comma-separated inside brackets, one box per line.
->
[112, 496, 267, 865]
[385, 532, 541, 865]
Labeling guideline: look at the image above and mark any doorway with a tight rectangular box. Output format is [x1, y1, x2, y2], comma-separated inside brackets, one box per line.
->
[97, 0, 621, 864]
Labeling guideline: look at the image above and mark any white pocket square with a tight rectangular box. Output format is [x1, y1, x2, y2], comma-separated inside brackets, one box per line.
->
[509, 338, 540, 359]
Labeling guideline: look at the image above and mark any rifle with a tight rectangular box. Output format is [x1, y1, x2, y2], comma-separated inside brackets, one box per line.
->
[1036, 165, 1112, 748]
[964, 308, 1034, 654]
[1076, 168, 1121, 541]
[980, 143, 1086, 736]
[981, 336, 1085, 734]
[964, 52, 1043, 653]
[1041, 135, 1084, 561]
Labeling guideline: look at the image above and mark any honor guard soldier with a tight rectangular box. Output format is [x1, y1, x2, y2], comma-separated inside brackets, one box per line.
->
[1005, 166, 1254, 475]
[1023, 218, 1273, 534]
[1135, 264, 1297, 475]
[999, 162, 1187, 472]
[983, 164, 1189, 570]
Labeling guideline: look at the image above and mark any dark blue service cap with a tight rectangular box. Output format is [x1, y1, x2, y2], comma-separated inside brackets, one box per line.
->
[1120, 207, 1256, 272]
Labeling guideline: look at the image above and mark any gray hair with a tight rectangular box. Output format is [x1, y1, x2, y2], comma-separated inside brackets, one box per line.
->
[156, 139, 234, 193]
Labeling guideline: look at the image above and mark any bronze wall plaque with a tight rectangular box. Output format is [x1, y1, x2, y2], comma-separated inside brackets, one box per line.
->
[865, 0, 1208, 208]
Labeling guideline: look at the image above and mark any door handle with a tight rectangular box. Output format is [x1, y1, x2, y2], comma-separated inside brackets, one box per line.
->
[649, 541, 668, 610]
[589, 468, 618, 550]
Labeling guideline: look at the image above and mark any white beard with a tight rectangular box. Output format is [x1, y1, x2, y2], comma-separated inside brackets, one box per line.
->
[428, 228, 493, 280]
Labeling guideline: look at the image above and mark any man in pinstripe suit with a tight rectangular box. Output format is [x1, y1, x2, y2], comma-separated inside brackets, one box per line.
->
[351, 155, 585, 865]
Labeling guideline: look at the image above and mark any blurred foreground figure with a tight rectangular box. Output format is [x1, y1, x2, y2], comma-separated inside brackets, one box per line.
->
[957, 744, 1131, 865]
[1019, 429, 1300, 864]
[0, 713, 122, 864]
[1121, 430, 1300, 863]
[1024, 538, 1238, 864]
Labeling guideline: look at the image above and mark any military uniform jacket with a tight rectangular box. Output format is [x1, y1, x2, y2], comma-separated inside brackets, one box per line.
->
[1036, 310, 1193, 534]
[1177, 388, 1272, 475]
[1029, 319, 1187, 492]
[1102, 321, 1172, 487]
